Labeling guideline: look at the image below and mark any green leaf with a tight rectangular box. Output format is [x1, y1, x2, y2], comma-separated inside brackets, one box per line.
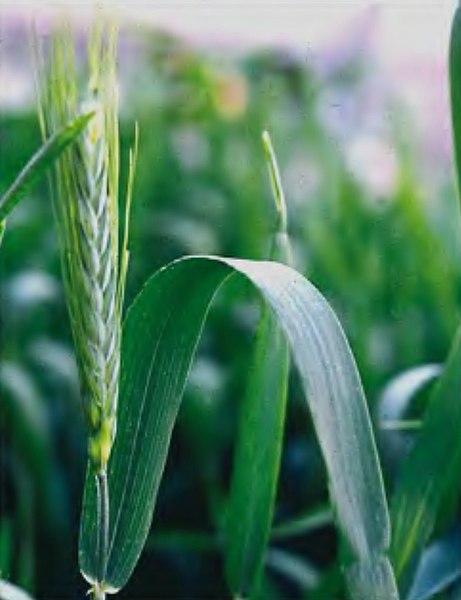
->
[0, 580, 34, 600]
[449, 4, 461, 211]
[224, 300, 290, 598]
[390, 328, 461, 591]
[79, 256, 397, 599]
[224, 130, 292, 598]
[378, 364, 441, 428]
[271, 505, 333, 541]
[0, 112, 93, 232]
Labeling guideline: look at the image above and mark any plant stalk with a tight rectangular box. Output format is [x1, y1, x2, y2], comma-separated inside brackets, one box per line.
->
[95, 470, 109, 598]
[91, 585, 106, 600]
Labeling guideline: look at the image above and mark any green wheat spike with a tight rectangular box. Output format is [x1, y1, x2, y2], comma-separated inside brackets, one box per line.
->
[35, 22, 126, 475]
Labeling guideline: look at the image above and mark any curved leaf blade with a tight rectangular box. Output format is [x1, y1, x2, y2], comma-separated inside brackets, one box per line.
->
[79, 257, 230, 593]
[79, 256, 397, 599]
[378, 364, 442, 426]
[0, 580, 35, 600]
[0, 112, 93, 225]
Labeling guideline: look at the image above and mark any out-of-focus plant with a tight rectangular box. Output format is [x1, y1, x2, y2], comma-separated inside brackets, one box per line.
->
[0, 112, 93, 245]
[0, 86, 93, 600]
[383, 8, 461, 598]
[0, 102, 93, 600]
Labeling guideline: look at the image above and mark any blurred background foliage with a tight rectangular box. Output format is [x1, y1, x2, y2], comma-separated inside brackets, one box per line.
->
[1, 13, 460, 600]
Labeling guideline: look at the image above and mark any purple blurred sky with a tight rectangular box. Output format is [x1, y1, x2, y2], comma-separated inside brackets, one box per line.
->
[1, 1, 455, 56]
[0, 1, 458, 169]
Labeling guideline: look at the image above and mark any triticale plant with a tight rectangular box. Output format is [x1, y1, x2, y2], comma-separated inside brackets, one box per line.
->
[11, 9, 456, 600]
[37, 25, 121, 474]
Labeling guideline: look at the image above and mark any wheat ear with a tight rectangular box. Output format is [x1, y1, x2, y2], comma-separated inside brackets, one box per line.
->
[35, 23, 127, 475]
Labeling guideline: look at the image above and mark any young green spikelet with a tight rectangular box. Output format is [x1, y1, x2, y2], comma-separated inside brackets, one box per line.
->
[36, 24, 132, 476]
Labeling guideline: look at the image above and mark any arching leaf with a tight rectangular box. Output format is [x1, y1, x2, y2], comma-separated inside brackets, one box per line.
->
[79, 256, 397, 599]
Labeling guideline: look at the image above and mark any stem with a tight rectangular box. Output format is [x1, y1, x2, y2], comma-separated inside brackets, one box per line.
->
[95, 470, 109, 589]
[262, 130, 293, 266]
[91, 584, 106, 600]
[262, 130, 288, 234]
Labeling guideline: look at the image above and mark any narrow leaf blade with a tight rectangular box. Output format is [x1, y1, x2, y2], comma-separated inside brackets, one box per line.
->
[449, 4, 461, 210]
[224, 305, 290, 597]
[224, 129, 292, 598]
[271, 505, 333, 541]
